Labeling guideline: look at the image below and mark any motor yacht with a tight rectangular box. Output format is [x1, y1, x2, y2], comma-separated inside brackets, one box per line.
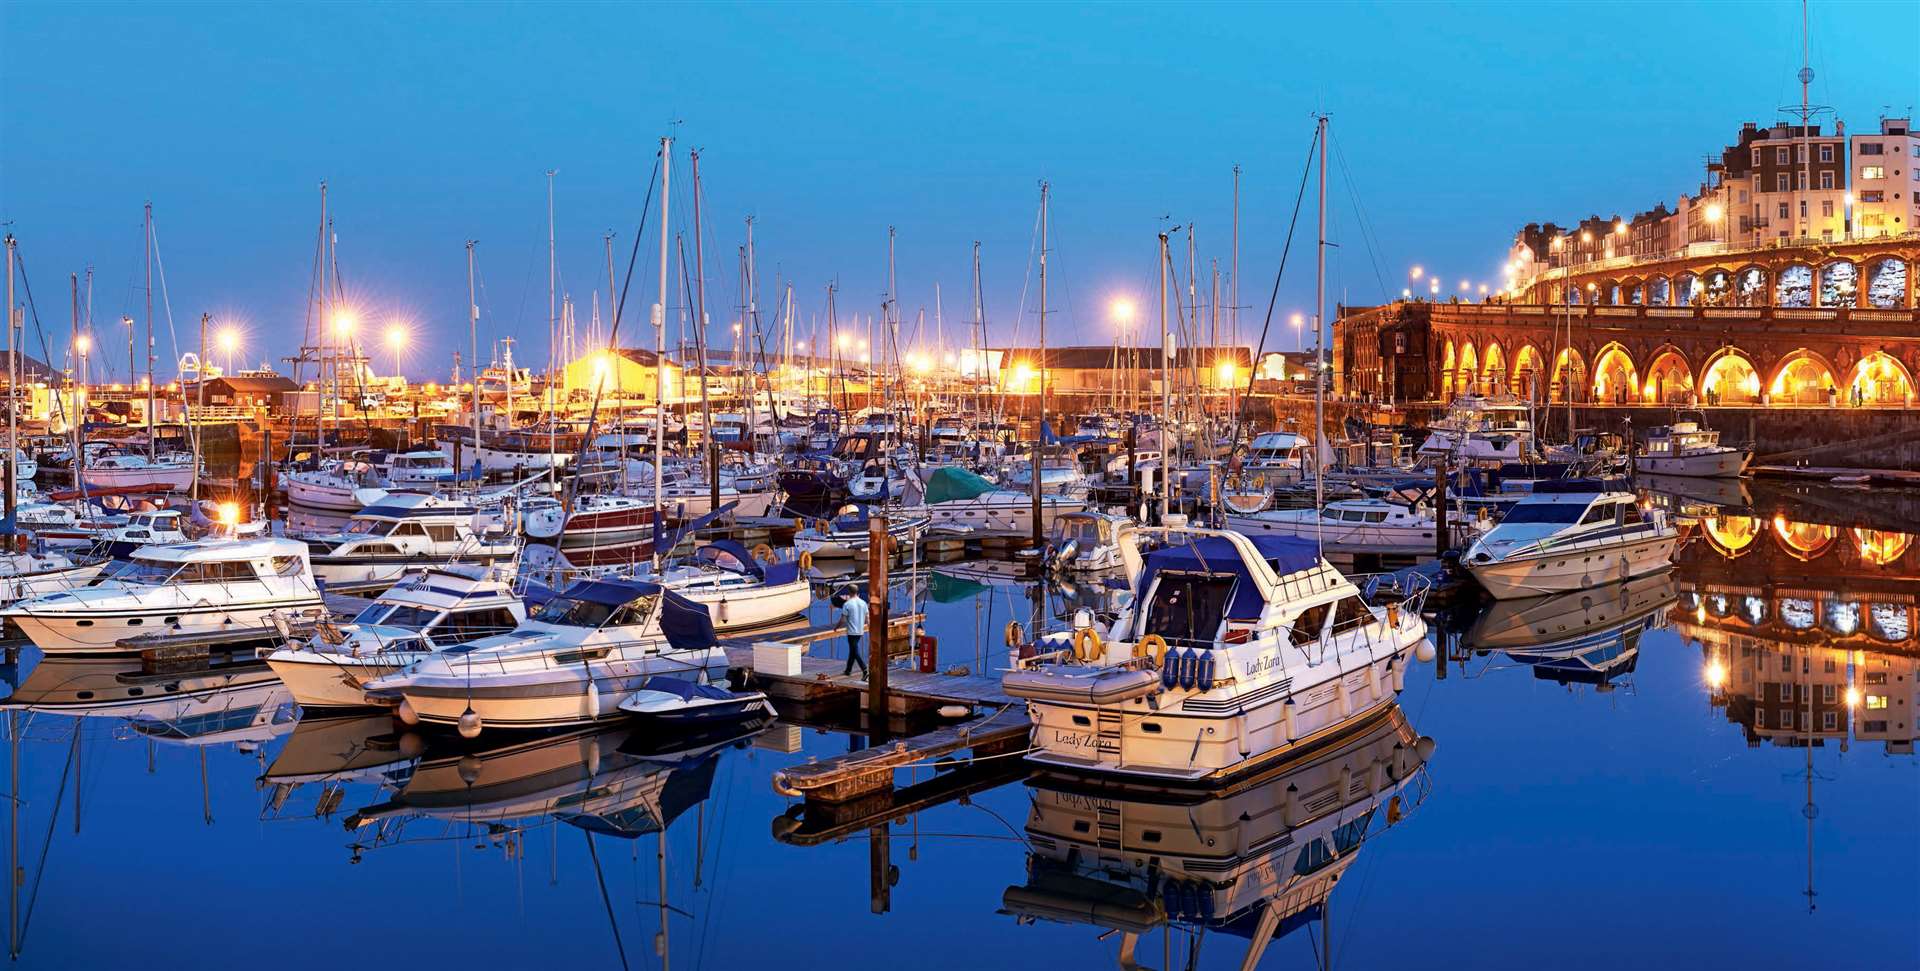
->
[629, 540, 811, 632]
[1462, 483, 1678, 600]
[364, 577, 730, 735]
[1001, 528, 1432, 783]
[914, 466, 1085, 536]
[1, 536, 326, 654]
[1417, 394, 1535, 465]
[0, 550, 106, 606]
[1048, 510, 1134, 572]
[284, 457, 387, 511]
[383, 449, 464, 487]
[1225, 485, 1478, 556]
[1633, 421, 1750, 478]
[264, 564, 528, 709]
[299, 492, 519, 587]
[793, 504, 931, 559]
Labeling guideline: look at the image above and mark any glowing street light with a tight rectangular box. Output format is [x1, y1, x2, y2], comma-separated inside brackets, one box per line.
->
[1110, 296, 1137, 324]
[333, 310, 356, 341]
[1580, 231, 1591, 244]
[1705, 659, 1727, 689]
[1614, 220, 1627, 235]
[217, 327, 240, 377]
[1409, 266, 1424, 280]
[385, 322, 409, 379]
[1289, 312, 1305, 351]
[75, 333, 91, 388]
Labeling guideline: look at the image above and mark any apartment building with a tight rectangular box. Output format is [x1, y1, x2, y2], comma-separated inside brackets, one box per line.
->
[1849, 117, 1919, 239]
[1720, 121, 1849, 244]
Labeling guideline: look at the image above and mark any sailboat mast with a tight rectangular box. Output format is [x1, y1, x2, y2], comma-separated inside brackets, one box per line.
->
[547, 169, 558, 459]
[4, 234, 15, 528]
[689, 150, 719, 515]
[144, 202, 155, 460]
[970, 241, 983, 416]
[1314, 113, 1328, 516]
[652, 136, 672, 568]
[1032, 182, 1048, 548]
[466, 241, 481, 465]
[1158, 232, 1171, 514]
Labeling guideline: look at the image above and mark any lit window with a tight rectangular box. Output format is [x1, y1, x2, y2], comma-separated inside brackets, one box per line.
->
[1866, 695, 1889, 710]
[1862, 166, 1887, 180]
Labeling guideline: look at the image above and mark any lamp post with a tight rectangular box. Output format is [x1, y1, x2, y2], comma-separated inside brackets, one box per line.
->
[217, 327, 239, 379]
[385, 323, 408, 383]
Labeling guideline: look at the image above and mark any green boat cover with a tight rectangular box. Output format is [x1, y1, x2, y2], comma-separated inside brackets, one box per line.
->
[923, 466, 998, 504]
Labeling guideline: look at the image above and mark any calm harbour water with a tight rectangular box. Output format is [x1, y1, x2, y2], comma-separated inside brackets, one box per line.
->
[2, 483, 1915, 969]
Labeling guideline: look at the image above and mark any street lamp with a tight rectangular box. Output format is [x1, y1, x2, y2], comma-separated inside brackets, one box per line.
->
[75, 334, 91, 389]
[385, 323, 409, 380]
[1410, 265, 1424, 281]
[217, 327, 240, 378]
[1289, 312, 1304, 351]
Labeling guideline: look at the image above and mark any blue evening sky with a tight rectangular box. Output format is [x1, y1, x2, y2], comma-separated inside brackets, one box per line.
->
[3, 1, 1915, 381]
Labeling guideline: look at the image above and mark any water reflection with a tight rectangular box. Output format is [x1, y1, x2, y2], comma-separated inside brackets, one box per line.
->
[1003, 705, 1434, 969]
[2, 653, 298, 747]
[1464, 571, 1675, 688]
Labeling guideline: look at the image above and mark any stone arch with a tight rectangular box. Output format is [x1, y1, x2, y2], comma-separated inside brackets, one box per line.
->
[1772, 517, 1836, 561]
[1734, 265, 1768, 306]
[1457, 341, 1479, 398]
[1768, 348, 1840, 405]
[1703, 515, 1760, 558]
[1818, 259, 1858, 307]
[1864, 257, 1908, 309]
[1675, 272, 1701, 306]
[1511, 344, 1545, 400]
[1647, 276, 1671, 306]
[1775, 263, 1814, 307]
[1550, 347, 1587, 404]
[1591, 342, 1640, 404]
[1702, 269, 1732, 305]
[1480, 341, 1507, 395]
[1852, 528, 1913, 567]
[1643, 348, 1695, 404]
[1700, 348, 1762, 405]
[1848, 351, 1915, 407]
[1440, 339, 1456, 399]
[1619, 276, 1645, 305]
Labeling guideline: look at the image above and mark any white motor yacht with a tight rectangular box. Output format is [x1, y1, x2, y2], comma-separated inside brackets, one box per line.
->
[1633, 421, 1750, 478]
[383, 449, 462, 487]
[265, 564, 527, 709]
[1417, 394, 1535, 465]
[1002, 528, 1432, 783]
[1048, 510, 1134, 572]
[299, 492, 519, 587]
[1, 536, 326, 654]
[0, 550, 104, 605]
[627, 540, 811, 632]
[915, 466, 1085, 536]
[794, 504, 931, 559]
[284, 457, 388, 511]
[1462, 484, 1678, 600]
[364, 577, 730, 735]
[1225, 485, 1478, 556]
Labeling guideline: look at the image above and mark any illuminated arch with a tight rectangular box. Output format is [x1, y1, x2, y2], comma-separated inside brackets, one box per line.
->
[1700, 348, 1761, 405]
[1480, 342, 1506, 394]
[1852, 528, 1913, 567]
[1848, 351, 1915, 407]
[1702, 269, 1732, 306]
[1457, 342, 1479, 398]
[1511, 344, 1545, 399]
[1768, 349, 1839, 405]
[1864, 258, 1908, 309]
[1675, 272, 1701, 306]
[1550, 347, 1587, 404]
[1734, 265, 1768, 307]
[1647, 276, 1671, 306]
[1818, 260, 1858, 307]
[1440, 339, 1457, 399]
[1771, 515, 1836, 560]
[1643, 349, 1694, 404]
[1591, 342, 1639, 404]
[1703, 515, 1760, 558]
[1775, 263, 1814, 307]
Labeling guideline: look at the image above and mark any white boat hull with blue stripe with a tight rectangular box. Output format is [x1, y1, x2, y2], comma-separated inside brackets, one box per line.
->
[1464, 485, 1678, 600]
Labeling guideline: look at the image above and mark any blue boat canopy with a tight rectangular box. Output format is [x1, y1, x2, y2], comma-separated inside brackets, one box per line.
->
[659, 590, 718, 650]
[562, 577, 664, 606]
[1136, 535, 1321, 622]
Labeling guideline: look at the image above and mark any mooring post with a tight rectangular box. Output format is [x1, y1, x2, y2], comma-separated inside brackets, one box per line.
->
[867, 510, 890, 730]
[868, 822, 892, 914]
[1434, 462, 1449, 558]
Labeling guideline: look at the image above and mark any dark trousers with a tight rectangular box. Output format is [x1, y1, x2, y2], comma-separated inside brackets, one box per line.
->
[843, 633, 867, 676]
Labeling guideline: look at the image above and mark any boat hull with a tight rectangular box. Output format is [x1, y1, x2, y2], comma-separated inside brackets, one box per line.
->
[1224, 512, 1463, 556]
[676, 579, 811, 632]
[80, 467, 195, 492]
[395, 650, 729, 732]
[266, 651, 417, 709]
[1467, 534, 1677, 600]
[7, 597, 325, 654]
[1633, 449, 1749, 478]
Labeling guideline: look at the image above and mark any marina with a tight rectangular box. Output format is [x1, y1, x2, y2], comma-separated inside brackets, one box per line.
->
[2, 2, 1917, 968]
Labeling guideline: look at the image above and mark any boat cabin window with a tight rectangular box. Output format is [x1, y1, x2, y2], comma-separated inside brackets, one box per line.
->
[97, 558, 181, 585]
[531, 596, 617, 629]
[1141, 572, 1233, 646]
[272, 555, 304, 577]
[1498, 502, 1588, 525]
[605, 595, 660, 629]
[1329, 595, 1376, 633]
[425, 524, 461, 543]
[344, 518, 396, 536]
[174, 560, 259, 583]
[435, 607, 520, 644]
[1579, 503, 1618, 526]
[391, 522, 429, 539]
[1287, 600, 1334, 645]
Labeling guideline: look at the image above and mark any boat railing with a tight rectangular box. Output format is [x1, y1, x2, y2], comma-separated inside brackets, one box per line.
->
[445, 631, 692, 678]
[1532, 517, 1668, 556]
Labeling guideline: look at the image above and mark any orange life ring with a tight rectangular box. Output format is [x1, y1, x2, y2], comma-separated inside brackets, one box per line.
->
[1137, 634, 1169, 667]
[1073, 626, 1103, 662]
[1004, 621, 1024, 648]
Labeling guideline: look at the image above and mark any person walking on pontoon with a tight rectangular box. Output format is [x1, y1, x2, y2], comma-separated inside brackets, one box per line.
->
[836, 586, 869, 677]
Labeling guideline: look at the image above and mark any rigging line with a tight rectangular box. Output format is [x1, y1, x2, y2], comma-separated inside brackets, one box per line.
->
[584, 831, 632, 971]
[1330, 133, 1392, 304]
[571, 151, 663, 471]
[7, 249, 73, 427]
[1233, 125, 1320, 433]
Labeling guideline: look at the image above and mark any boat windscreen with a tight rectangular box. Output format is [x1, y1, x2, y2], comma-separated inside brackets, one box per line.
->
[1142, 572, 1235, 646]
[531, 596, 617, 629]
[97, 558, 180, 585]
[1498, 502, 1590, 525]
[344, 518, 395, 536]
